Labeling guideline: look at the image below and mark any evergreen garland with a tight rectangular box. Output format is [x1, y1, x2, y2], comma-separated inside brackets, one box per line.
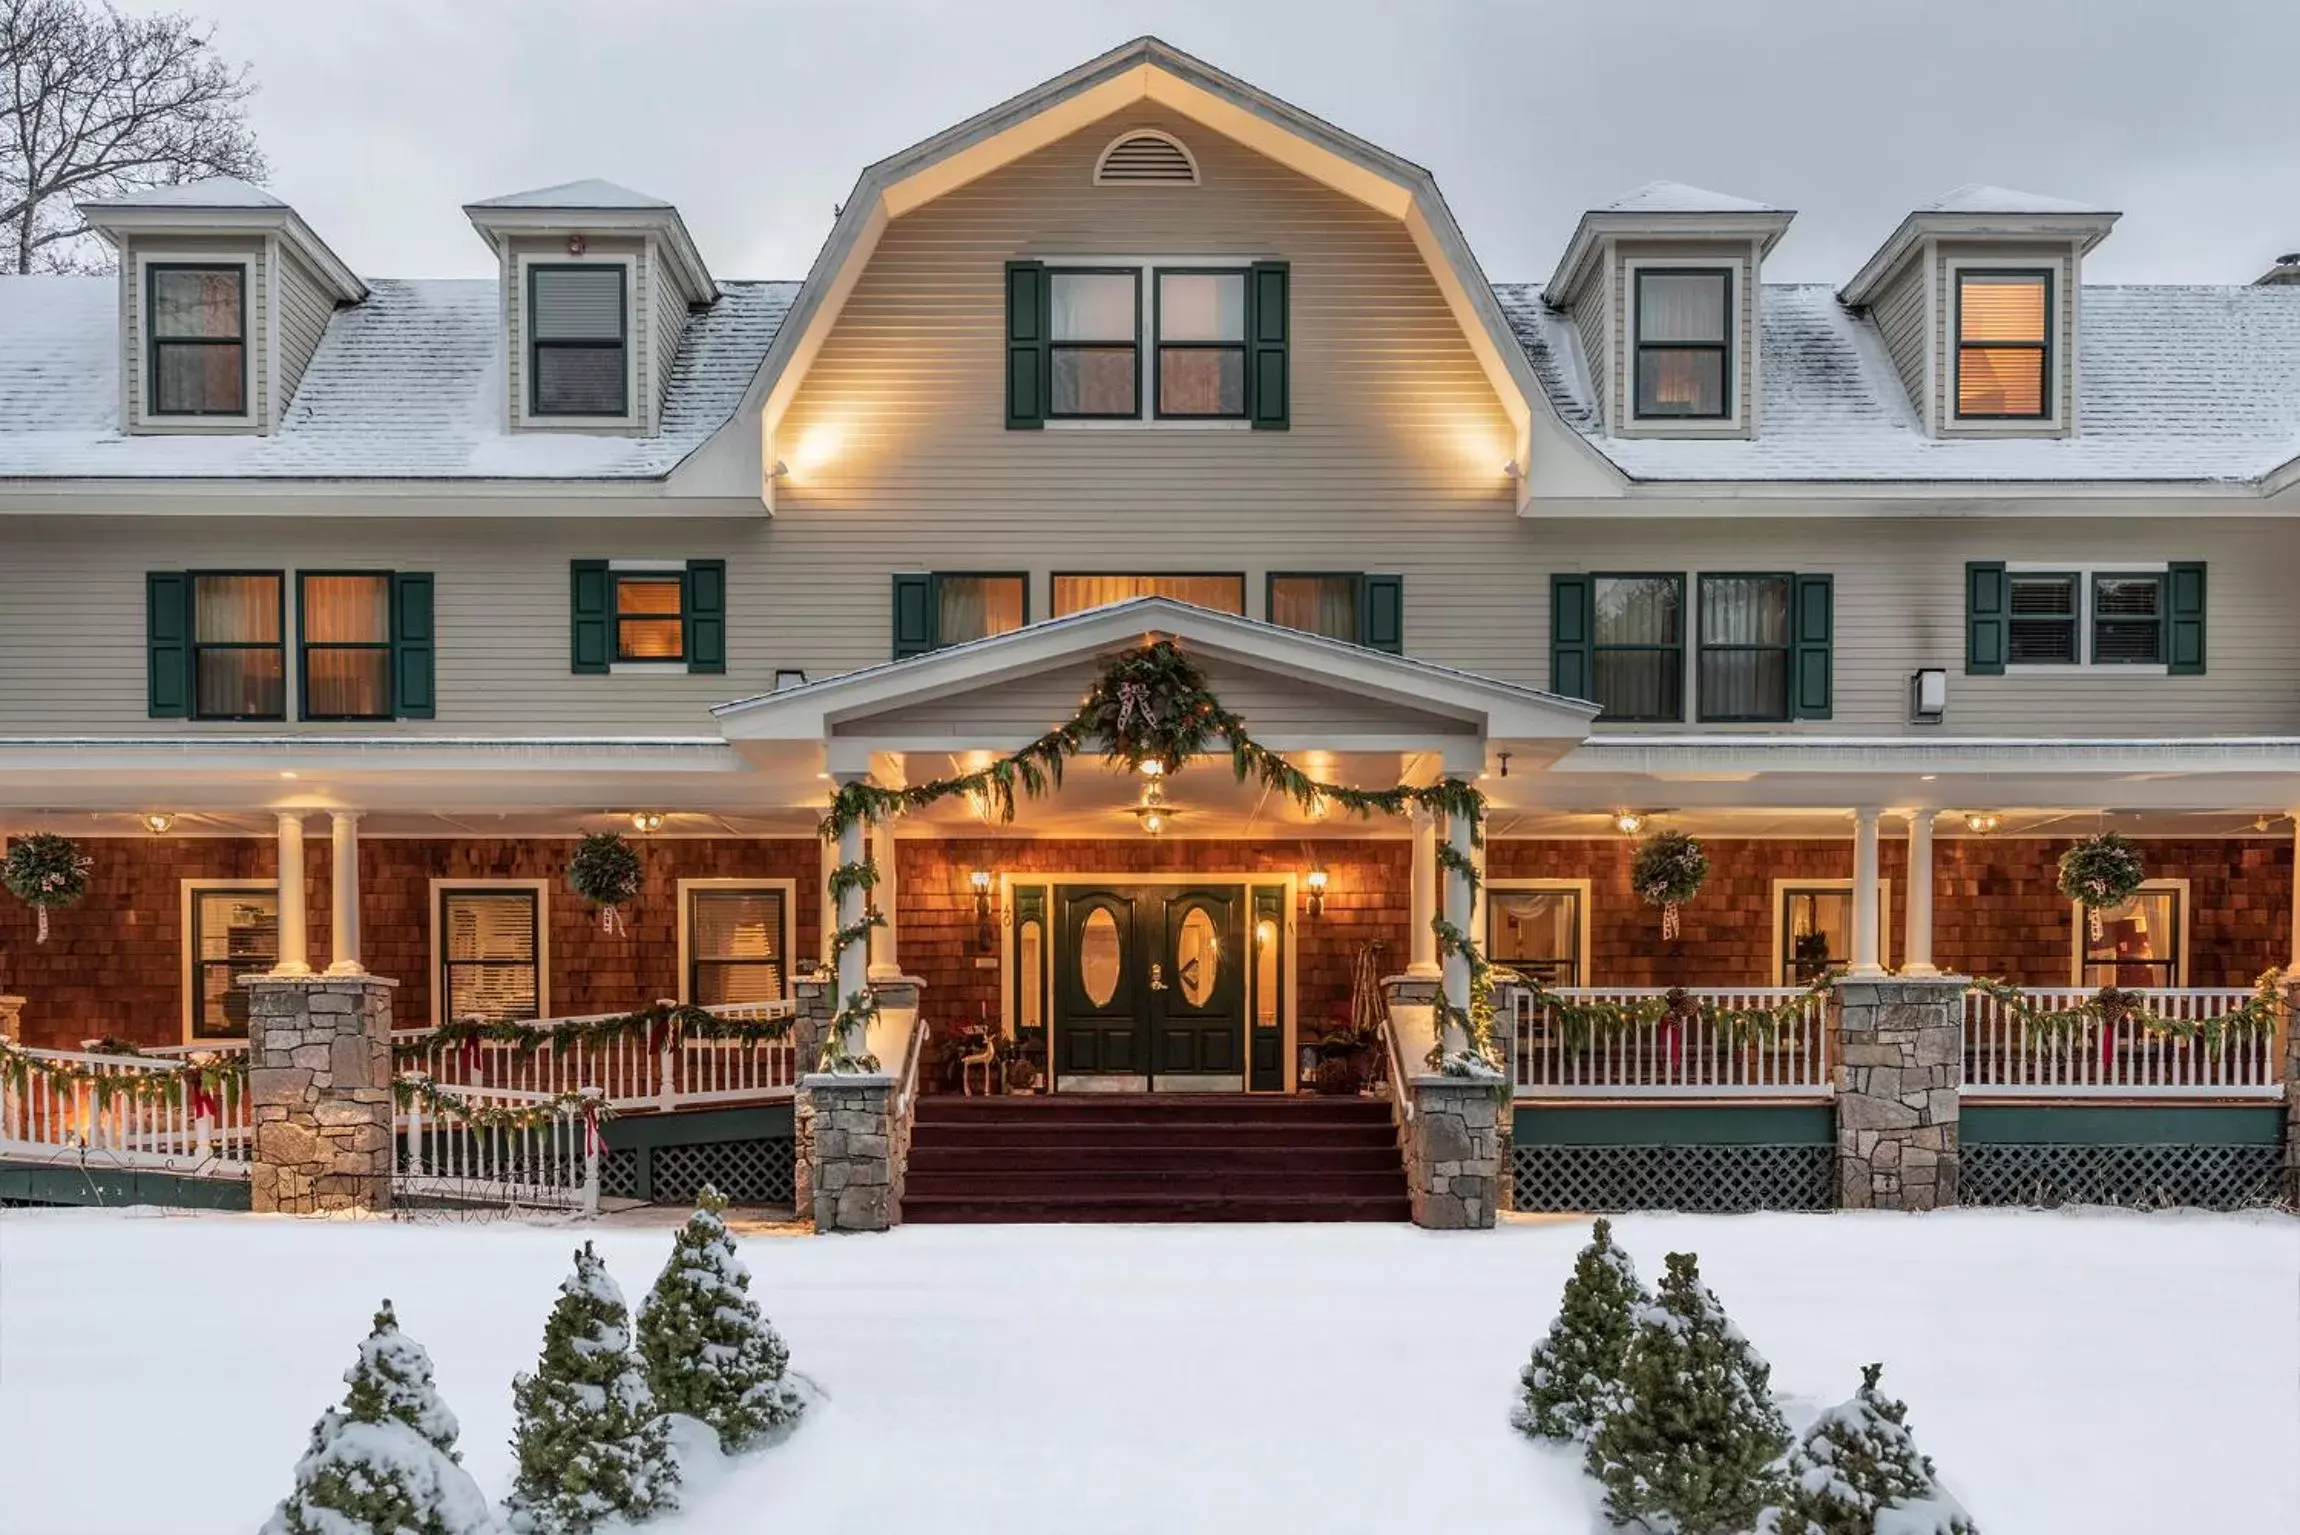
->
[2, 831, 92, 944]
[1761, 1363, 1979, 1535]
[394, 1075, 610, 1135]
[566, 833, 644, 935]
[1587, 1250, 1791, 1534]
[1630, 829, 1709, 941]
[262, 1300, 496, 1535]
[505, 1243, 679, 1534]
[1967, 967, 2282, 1045]
[1512, 1218, 1650, 1442]
[637, 1186, 806, 1452]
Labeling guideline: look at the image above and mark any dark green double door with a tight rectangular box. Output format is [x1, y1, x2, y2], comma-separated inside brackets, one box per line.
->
[1055, 884, 1245, 1087]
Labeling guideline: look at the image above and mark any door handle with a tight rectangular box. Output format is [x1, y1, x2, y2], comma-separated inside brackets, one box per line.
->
[1149, 962, 1167, 992]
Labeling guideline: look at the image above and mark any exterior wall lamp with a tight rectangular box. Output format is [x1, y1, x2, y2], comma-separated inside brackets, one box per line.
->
[970, 869, 995, 951]
[1910, 668, 1948, 725]
[629, 810, 666, 834]
[1304, 867, 1328, 918]
[141, 812, 175, 834]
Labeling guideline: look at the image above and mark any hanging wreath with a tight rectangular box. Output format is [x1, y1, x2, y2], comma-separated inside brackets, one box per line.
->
[3, 832, 92, 944]
[2058, 831, 2145, 941]
[567, 831, 643, 935]
[1630, 829, 1708, 941]
[1076, 640, 1223, 775]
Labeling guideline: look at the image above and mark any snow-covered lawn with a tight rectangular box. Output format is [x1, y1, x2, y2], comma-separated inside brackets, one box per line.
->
[1, 1207, 2293, 1535]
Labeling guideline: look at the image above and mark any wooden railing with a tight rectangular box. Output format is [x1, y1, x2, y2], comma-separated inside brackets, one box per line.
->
[1961, 987, 2280, 1099]
[0, 1046, 251, 1172]
[1510, 987, 1831, 1099]
[397, 1082, 601, 1213]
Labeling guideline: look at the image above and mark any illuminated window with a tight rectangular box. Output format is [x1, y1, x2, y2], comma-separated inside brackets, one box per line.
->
[2079, 884, 2184, 988]
[189, 888, 277, 1037]
[192, 572, 285, 720]
[615, 574, 684, 662]
[1634, 269, 1731, 419]
[1053, 574, 1245, 616]
[439, 889, 541, 1023]
[1488, 886, 1582, 987]
[1776, 882, 1890, 984]
[299, 574, 392, 720]
[685, 887, 788, 1005]
[1956, 271, 2050, 419]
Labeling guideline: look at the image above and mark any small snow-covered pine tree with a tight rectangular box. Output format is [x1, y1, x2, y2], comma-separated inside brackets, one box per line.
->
[262, 1300, 497, 1535]
[504, 1242, 680, 1534]
[1586, 1250, 1792, 1535]
[1512, 1216, 1649, 1442]
[1761, 1363, 1979, 1535]
[637, 1184, 805, 1451]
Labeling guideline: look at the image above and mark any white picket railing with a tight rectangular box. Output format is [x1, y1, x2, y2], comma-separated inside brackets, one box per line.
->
[1510, 987, 1831, 1099]
[0, 1046, 251, 1172]
[390, 1000, 800, 1111]
[397, 1084, 601, 1214]
[1961, 987, 2280, 1098]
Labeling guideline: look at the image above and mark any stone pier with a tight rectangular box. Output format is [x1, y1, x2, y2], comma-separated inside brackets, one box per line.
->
[2280, 980, 2300, 1208]
[1402, 1074, 1508, 1229]
[244, 975, 397, 1214]
[794, 1074, 897, 1232]
[1832, 976, 1965, 1211]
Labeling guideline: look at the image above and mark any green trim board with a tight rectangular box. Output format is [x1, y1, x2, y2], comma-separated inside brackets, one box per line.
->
[1515, 1104, 1833, 1147]
[1963, 1104, 2282, 1146]
[0, 1160, 251, 1210]
[601, 1103, 794, 1151]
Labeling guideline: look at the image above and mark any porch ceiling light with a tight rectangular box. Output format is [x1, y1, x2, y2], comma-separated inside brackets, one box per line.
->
[141, 812, 175, 834]
[629, 810, 666, 834]
[1965, 811, 2002, 835]
[1612, 810, 1647, 836]
[1911, 668, 1948, 725]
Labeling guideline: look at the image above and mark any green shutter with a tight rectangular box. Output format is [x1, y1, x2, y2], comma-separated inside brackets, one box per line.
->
[1550, 573, 1594, 701]
[684, 559, 727, 674]
[391, 573, 435, 719]
[1359, 575, 1404, 654]
[570, 559, 610, 674]
[891, 573, 936, 659]
[1248, 260, 1290, 429]
[146, 572, 191, 718]
[2166, 561, 2206, 675]
[1965, 561, 2007, 675]
[1005, 261, 1047, 429]
[1790, 573, 1834, 720]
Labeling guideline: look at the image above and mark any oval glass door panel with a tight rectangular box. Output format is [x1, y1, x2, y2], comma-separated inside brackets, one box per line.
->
[1177, 906, 1220, 1006]
[1080, 907, 1122, 1007]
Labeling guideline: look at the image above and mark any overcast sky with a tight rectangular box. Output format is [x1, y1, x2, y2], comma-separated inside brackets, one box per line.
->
[139, 0, 2298, 286]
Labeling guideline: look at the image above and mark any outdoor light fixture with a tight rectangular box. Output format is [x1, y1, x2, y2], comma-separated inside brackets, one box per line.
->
[1613, 810, 1648, 836]
[1965, 812, 2002, 835]
[141, 813, 175, 834]
[969, 869, 995, 952]
[1136, 807, 1170, 836]
[773, 668, 808, 691]
[1304, 867, 1329, 918]
[1503, 458, 1523, 480]
[629, 810, 666, 834]
[1910, 668, 1948, 725]
[1256, 917, 1279, 949]
[1139, 758, 1166, 777]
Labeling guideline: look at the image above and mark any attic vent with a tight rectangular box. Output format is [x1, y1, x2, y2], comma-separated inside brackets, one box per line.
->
[1095, 131, 1198, 186]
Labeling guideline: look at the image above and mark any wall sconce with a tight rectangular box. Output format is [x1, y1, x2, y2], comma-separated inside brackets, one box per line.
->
[629, 810, 666, 834]
[1965, 812, 2002, 835]
[969, 869, 995, 952]
[1304, 867, 1328, 918]
[768, 459, 791, 480]
[141, 812, 175, 834]
[1613, 810, 1647, 837]
[1910, 668, 1948, 725]
[773, 668, 808, 692]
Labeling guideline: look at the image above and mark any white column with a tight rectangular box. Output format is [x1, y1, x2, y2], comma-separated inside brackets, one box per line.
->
[1408, 809, 1441, 977]
[1901, 810, 1937, 976]
[832, 779, 869, 1058]
[272, 812, 311, 977]
[1441, 793, 1475, 1051]
[325, 811, 364, 976]
[868, 819, 901, 981]
[1849, 807, 1884, 978]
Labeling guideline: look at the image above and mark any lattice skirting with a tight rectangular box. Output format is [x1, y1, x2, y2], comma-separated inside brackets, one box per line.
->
[599, 1148, 639, 1201]
[601, 1137, 796, 1207]
[1962, 1143, 2283, 1211]
[1512, 1143, 1832, 1213]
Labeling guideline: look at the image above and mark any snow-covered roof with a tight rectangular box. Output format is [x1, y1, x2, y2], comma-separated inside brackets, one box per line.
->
[83, 176, 285, 210]
[1602, 180, 1782, 215]
[1499, 281, 2300, 486]
[1920, 183, 2109, 216]
[467, 179, 674, 210]
[0, 275, 794, 481]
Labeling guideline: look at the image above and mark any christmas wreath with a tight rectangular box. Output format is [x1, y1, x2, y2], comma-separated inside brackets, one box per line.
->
[1630, 829, 1708, 941]
[2, 832, 92, 944]
[1076, 639, 1224, 775]
[567, 831, 644, 934]
[2058, 831, 2146, 940]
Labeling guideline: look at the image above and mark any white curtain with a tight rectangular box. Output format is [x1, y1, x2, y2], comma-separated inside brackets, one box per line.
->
[1054, 575, 1244, 616]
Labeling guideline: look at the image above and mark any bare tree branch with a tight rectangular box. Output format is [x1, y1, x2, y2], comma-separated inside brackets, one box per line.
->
[0, 0, 265, 273]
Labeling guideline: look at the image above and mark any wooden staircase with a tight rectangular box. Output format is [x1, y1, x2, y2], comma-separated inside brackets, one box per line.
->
[902, 1094, 1410, 1223]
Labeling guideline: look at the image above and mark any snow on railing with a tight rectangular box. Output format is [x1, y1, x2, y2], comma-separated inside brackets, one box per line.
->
[394, 1001, 799, 1112]
[1510, 987, 1831, 1099]
[1961, 987, 2280, 1098]
[0, 1045, 250, 1171]
[396, 1084, 600, 1214]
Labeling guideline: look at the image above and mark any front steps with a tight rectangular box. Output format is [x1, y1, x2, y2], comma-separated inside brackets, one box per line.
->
[902, 1094, 1410, 1223]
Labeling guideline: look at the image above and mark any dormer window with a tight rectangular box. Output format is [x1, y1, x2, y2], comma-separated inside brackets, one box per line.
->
[529, 264, 629, 417]
[1633, 268, 1731, 419]
[147, 265, 247, 417]
[1955, 270, 2050, 419]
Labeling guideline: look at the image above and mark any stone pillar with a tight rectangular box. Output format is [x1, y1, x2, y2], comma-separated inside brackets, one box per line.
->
[1407, 811, 1440, 978]
[326, 811, 364, 976]
[2280, 979, 2300, 1208]
[273, 813, 311, 976]
[1902, 811, 1938, 976]
[868, 822, 901, 982]
[1832, 975, 1965, 1211]
[1380, 972, 1442, 1079]
[792, 972, 833, 1075]
[1401, 1075, 1506, 1229]
[794, 1073, 896, 1232]
[0, 995, 23, 1042]
[1848, 807, 1884, 977]
[245, 974, 397, 1214]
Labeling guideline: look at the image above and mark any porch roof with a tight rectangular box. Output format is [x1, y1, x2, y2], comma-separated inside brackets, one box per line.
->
[712, 598, 1599, 767]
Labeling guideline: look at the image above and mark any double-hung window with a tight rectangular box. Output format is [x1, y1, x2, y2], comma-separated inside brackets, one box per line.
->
[1154, 270, 1247, 417]
[1955, 271, 2050, 420]
[1048, 270, 1140, 418]
[890, 573, 1028, 658]
[1556, 571, 1833, 723]
[188, 887, 278, 1038]
[567, 560, 726, 675]
[1487, 885, 1584, 987]
[298, 574, 393, 720]
[1267, 573, 1404, 653]
[1590, 574, 1684, 722]
[147, 264, 247, 417]
[150, 570, 432, 722]
[438, 887, 542, 1024]
[2076, 882, 2184, 988]
[615, 573, 685, 662]
[1972, 565, 2192, 672]
[1053, 574, 1245, 617]
[1698, 575, 1791, 721]
[529, 264, 628, 417]
[1633, 269, 1731, 420]
[192, 572, 286, 720]
[684, 885, 790, 1005]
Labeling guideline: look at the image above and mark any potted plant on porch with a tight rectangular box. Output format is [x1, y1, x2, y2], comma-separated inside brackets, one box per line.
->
[1311, 1017, 1377, 1096]
[996, 1030, 1043, 1094]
